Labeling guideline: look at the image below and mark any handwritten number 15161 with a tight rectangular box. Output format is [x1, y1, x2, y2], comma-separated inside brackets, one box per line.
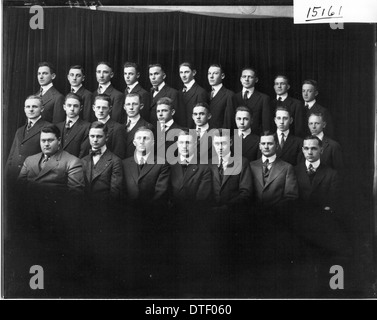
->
[306, 6, 343, 22]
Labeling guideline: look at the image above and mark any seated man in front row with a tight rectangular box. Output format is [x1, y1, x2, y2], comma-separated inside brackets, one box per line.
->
[250, 131, 298, 210]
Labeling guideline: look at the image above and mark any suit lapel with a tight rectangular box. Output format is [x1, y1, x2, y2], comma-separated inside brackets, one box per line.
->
[138, 163, 155, 180]
[152, 85, 169, 105]
[22, 119, 44, 143]
[103, 85, 114, 96]
[36, 151, 62, 180]
[264, 159, 284, 189]
[63, 120, 82, 148]
[183, 83, 197, 103]
[42, 88, 54, 105]
[92, 150, 111, 181]
[278, 133, 294, 156]
[183, 164, 198, 187]
[311, 164, 326, 191]
[212, 87, 226, 105]
[221, 160, 242, 188]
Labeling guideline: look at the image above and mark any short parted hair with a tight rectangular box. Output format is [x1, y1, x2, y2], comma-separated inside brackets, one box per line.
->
[193, 102, 210, 113]
[235, 106, 253, 118]
[308, 111, 326, 122]
[64, 92, 83, 105]
[96, 61, 113, 71]
[90, 121, 109, 136]
[68, 65, 85, 75]
[275, 106, 292, 117]
[303, 79, 319, 91]
[123, 62, 140, 73]
[179, 62, 196, 71]
[261, 130, 276, 139]
[149, 63, 165, 73]
[41, 124, 61, 139]
[209, 63, 224, 74]
[213, 128, 232, 140]
[38, 61, 56, 74]
[25, 95, 43, 104]
[125, 92, 142, 102]
[274, 74, 290, 84]
[94, 94, 111, 106]
[157, 97, 173, 108]
[178, 129, 193, 137]
[303, 135, 323, 148]
[241, 66, 258, 78]
[134, 126, 154, 140]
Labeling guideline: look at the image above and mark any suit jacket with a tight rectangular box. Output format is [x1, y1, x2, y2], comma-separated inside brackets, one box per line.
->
[6, 119, 50, 181]
[179, 82, 209, 128]
[105, 119, 127, 160]
[232, 132, 259, 162]
[295, 162, 340, 211]
[210, 156, 252, 208]
[74, 86, 93, 122]
[321, 136, 344, 171]
[156, 121, 185, 159]
[197, 126, 215, 164]
[170, 161, 212, 207]
[271, 96, 306, 138]
[81, 149, 123, 201]
[125, 117, 155, 158]
[36, 86, 65, 123]
[149, 84, 179, 127]
[92, 84, 125, 123]
[233, 90, 271, 134]
[275, 133, 303, 166]
[122, 155, 170, 207]
[209, 86, 235, 130]
[57, 119, 91, 158]
[18, 150, 84, 196]
[126, 83, 151, 122]
[306, 102, 335, 139]
[250, 158, 298, 208]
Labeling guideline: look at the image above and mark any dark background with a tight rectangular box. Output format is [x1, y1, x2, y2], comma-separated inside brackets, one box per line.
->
[2, 7, 376, 297]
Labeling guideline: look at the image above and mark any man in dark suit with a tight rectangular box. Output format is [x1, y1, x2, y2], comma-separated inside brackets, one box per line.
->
[81, 122, 123, 205]
[124, 93, 154, 159]
[308, 113, 343, 171]
[93, 94, 127, 159]
[123, 62, 151, 122]
[178, 62, 209, 128]
[6, 95, 51, 182]
[67, 65, 93, 122]
[208, 64, 235, 130]
[271, 75, 306, 138]
[250, 132, 298, 209]
[274, 106, 303, 166]
[56, 93, 91, 158]
[35, 61, 65, 123]
[233, 67, 271, 135]
[92, 61, 124, 123]
[302, 80, 335, 139]
[234, 106, 260, 162]
[155, 97, 185, 160]
[148, 64, 179, 126]
[122, 127, 170, 210]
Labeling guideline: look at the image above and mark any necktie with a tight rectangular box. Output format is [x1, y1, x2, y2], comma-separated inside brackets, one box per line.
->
[263, 159, 270, 183]
[152, 86, 159, 96]
[305, 103, 310, 111]
[139, 157, 145, 172]
[26, 121, 32, 131]
[181, 159, 189, 174]
[241, 132, 245, 139]
[71, 88, 75, 93]
[40, 155, 49, 170]
[243, 90, 249, 101]
[90, 149, 102, 157]
[161, 123, 166, 133]
[210, 88, 215, 100]
[39, 87, 43, 97]
[307, 164, 316, 183]
[98, 85, 103, 94]
[196, 127, 201, 139]
[66, 120, 73, 130]
[277, 96, 283, 106]
[280, 132, 285, 149]
[125, 86, 131, 95]
[125, 120, 132, 132]
[182, 86, 187, 93]
[218, 157, 224, 183]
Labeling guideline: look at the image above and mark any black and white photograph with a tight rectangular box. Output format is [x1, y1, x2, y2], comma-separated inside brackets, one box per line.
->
[1, 0, 377, 301]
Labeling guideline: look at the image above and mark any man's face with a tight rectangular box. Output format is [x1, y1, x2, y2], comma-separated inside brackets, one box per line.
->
[274, 110, 293, 132]
[157, 104, 174, 123]
[149, 66, 166, 87]
[96, 64, 113, 85]
[208, 66, 224, 87]
[179, 66, 195, 85]
[259, 135, 277, 157]
[124, 96, 143, 118]
[133, 130, 154, 154]
[37, 66, 55, 86]
[302, 139, 322, 163]
[177, 135, 195, 158]
[124, 67, 139, 86]
[235, 111, 252, 131]
[63, 98, 82, 119]
[89, 128, 107, 150]
[93, 100, 111, 120]
[24, 98, 43, 120]
[40, 132, 60, 157]
[240, 69, 258, 89]
[308, 115, 326, 136]
[213, 135, 231, 158]
[302, 84, 318, 103]
[67, 68, 85, 87]
[192, 106, 211, 127]
[274, 77, 290, 96]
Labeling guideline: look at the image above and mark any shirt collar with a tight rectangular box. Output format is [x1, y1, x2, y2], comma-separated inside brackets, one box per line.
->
[184, 79, 196, 91]
[98, 82, 111, 92]
[277, 129, 290, 137]
[127, 81, 139, 92]
[239, 128, 252, 138]
[92, 145, 107, 156]
[306, 159, 321, 170]
[98, 115, 111, 124]
[161, 119, 174, 129]
[29, 115, 42, 125]
[180, 154, 195, 164]
[41, 83, 53, 95]
[242, 87, 255, 96]
[212, 83, 223, 95]
[315, 132, 325, 141]
[262, 154, 277, 164]
[66, 116, 79, 126]
[127, 114, 141, 124]
[71, 84, 82, 93]
[220, 153, 231, 168]
[155, 81, 166, 91]
[136, 152, 151, 164]
[277, 93, 288, 101]
[197, 123, 209, 134]
[306, 99, 316, 108]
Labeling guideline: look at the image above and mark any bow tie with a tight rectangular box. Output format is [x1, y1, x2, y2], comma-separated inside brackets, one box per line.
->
[90, 149, 102, 156]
